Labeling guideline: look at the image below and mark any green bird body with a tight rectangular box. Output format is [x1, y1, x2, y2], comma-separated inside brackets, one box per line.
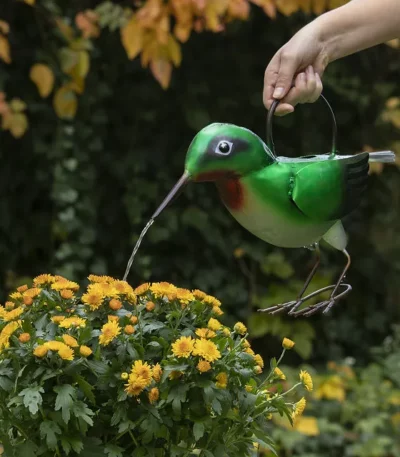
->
[143, 120, 395, 316]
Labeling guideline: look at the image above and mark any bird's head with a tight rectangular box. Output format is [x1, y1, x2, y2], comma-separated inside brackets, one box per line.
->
[184, 122, 275, 181]
[152, 123, 275, 219]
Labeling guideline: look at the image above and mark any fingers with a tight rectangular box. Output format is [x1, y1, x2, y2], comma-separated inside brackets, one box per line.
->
[273, 66, 323, 116]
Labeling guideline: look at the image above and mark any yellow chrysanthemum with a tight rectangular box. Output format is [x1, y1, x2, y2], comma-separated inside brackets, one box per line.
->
[60, 289, 74, 299]
[125, 374, 148, 396]
[242, 339, 250, 348]
[254, 366, 262, 374]
[108, 315, 119, 322]
[152, 363, 162, 382]
[33, 274, 55, 285]
[17, 285, 28, 293]
[254, 354, 264, 368]
[212, 306, 223, 316]
[197, 360, 211, 373]
[99, 320, 121, 346]
[18, 333, 31, 343]
[51, 316, 66, 324]
[293, 397, 307, 419]
[45, 341, 65, 351]
[208, 318, 222, 331]
[4, 301, 14, 310]
[0, 321, 21, 350]
[195, 328, 216, 339]
[3, 307, 24, 322]
[79, 345, 92, 357]
[245, 384, 253, 392]
[58, 345, 74, 361]
[51, 280, 79, 291]
[233, 322, 247, 335]
[120, 372, 129, 380]
[245, 347, 255, 356]
[193, 338, 221, 362]
[62, 334, 78, 348]
[58, 317, 86, 328]
[23, 287, 42, 298]
[150, 282, 177, 300]
[33, 345, 48, 357]
[222, 327, 230, 337]
[146, 301, 155, 311]
[81, 291, 103, 310]
[172, 336, 194, 358]
[168, 370, 183, 380]
[88, 274, 114, 283]
[130, 315, 138, 324]
[282, 337, 295, 349]
[274, 367, 286, 380]
[23, 296, 33, 306]
[9, 292, 22, 300]
[203, 295, 221, 307]
[90, 282, 118, 298]
[175, 288, 195, 304]
[300, 370, 313, 392]
[192, 289, 206, 300]
[112, 280, 134, 295]
[148, 387, 159, 404]
[134, 283, 150, 295]
[130, 360, 152, 384]
[215, 372, 228, 389]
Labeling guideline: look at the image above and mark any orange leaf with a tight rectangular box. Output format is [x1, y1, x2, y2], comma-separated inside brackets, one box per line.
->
[276, 0, 301, 16]
[2, 112, 28, 138]
[227, 0, 250, 20]
[53, 85, 78, 119]
[55, 17, 75, 43]
[150, 58, 172, 89]
[0, 35, 11, 64]
[137, 0, 163, 28]
[121, 15, 144, 60]
[75, 10, 100, 39]
[312, 0, 327, 15]
[250, 0, 276, 19]
[328, 0, 348, 9]
[167, 35, 182, 66]
[174, 23, 192, 42]
[204, 0, 229, 32]
[30, 64, 55, 98]
[156, 11, 170, 45]
[0, 20, 9, 35]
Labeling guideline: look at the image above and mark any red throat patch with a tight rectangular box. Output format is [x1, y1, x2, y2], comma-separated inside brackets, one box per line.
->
[216, 178, 244, 211]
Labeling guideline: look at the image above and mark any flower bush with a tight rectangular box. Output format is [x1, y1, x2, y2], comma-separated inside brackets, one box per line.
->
[0, 274, 308, 457]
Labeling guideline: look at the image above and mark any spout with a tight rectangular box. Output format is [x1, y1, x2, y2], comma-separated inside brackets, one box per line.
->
[151, 171, 191, 219]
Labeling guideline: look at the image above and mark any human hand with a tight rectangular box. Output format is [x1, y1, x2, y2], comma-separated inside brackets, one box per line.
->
[263, 22, 329, 116]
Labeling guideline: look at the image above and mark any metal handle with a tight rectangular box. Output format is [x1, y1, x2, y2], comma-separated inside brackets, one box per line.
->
[266, 93, 338, 158]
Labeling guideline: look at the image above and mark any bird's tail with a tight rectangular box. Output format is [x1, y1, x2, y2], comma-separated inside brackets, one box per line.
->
[368, 150, 396, 163]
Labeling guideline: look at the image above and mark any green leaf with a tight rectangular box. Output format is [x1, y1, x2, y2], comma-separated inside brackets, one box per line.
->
[19, 386, 44, 414]
[15, 440, 38, 457]
[54, 384, 76, 424]
[0, 376, 13, 391]
[71, 401, 94, 426]
[167, 384, 189, 415]
[193, 422, 205, 441]
[75, 374, 96, 404]
[40, 420, 62, 449]
[142, 321, 165, 333]
[105, 444, 124, 457]
[82, 437, 104, 457]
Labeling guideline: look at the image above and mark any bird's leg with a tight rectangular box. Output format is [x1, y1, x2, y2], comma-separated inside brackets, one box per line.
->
[291, 249, 352, 317]
[259, 245, 321, 315]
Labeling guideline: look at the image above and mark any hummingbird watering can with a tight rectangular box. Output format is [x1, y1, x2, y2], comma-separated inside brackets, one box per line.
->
[124, 96, 395, 317]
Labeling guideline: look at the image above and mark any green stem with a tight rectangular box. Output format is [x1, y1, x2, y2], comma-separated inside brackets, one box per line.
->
[129, 429, 139, 447]
[259, 349, 286, 389]
[280, 382, 302, 398]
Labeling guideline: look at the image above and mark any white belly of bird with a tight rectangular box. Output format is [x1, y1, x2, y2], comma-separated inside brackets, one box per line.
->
[224, 188, 334, 249]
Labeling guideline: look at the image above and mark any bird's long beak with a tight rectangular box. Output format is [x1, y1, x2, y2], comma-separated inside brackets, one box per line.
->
[151, 171, 191, 219]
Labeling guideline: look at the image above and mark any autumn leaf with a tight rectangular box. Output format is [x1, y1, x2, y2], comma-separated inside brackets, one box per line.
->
[53, 84, 78, 120]
[150, 58, 172, 89]
[30, 64, 55, 98]
[55, 18, 75, 43]
[75, 10, 100, 39]
[121, 15, 144, 60]
[312, 0, 327, 15]
[276, 0, 301, 16]
[0, 21, 9, 35]
[9, 98, 27, 113]
[2, 97, 29, 139]
[136, 0, 163, 28]
[328, 0, 349, 8]
[167, 35, 182, 66]
[24, 0, 35, 5]
[171, 0, 194, 42]
[204, 0, 229, 32]
[250, 0, 276, 18]
[227, 0, 251, 21]
[0, 35, 11, 64]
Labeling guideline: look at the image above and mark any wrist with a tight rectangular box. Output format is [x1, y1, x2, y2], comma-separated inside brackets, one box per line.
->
[313, 13, 339, 64]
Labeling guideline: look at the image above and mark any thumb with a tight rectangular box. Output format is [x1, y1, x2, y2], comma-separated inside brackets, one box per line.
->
[272, 52, 299, 99]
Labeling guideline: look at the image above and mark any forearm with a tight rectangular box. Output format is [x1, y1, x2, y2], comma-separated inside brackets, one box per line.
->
[315, 0, 400, 62]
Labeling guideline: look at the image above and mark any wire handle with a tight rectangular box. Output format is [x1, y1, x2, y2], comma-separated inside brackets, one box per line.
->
[266, 93, 338, 158]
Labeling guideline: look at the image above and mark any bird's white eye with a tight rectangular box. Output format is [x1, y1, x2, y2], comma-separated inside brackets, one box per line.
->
[215, 140, 233, 155]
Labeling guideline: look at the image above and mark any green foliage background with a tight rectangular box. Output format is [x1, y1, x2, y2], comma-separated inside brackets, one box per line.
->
[0, 0, 399, 381]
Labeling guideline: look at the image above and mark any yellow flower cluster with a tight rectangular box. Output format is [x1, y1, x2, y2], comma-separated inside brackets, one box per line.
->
[99, 319, 122, 346]
[33, 337, 92, 360]
[124, 360, 162, 398]
[82, 278, 136, 310]
[0, 320, 21, 351]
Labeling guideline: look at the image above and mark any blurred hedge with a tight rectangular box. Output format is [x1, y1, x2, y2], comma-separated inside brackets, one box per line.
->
[0, 0, 399, 367]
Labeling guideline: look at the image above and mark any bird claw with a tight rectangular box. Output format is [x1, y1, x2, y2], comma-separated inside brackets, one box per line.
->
[260, 300, 303, 315]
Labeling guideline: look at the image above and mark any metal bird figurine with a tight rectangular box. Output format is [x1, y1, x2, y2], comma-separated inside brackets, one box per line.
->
[142, 96, 395, 317]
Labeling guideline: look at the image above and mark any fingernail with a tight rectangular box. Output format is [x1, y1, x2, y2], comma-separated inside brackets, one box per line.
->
[273, 87, 284, 98]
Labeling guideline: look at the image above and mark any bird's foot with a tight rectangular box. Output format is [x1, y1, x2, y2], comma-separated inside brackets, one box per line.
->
[259, 283, 352, 317]
[259, 300, 304, 316]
